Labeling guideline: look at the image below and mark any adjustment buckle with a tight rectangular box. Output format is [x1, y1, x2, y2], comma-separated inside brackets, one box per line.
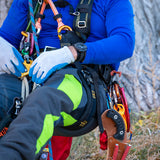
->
[78, 21, 86, 28]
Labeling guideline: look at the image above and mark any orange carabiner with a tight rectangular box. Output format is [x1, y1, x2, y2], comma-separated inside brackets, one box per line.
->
[58, 25, 72, 40]
[113, 104, 127, 130]
[47, 0, 71, 29]
[47, 0, 63, 27]
[110, 70, 122, 77]
[40, 0, 72, 40]
[35, 1, 47, 34]
[113, 82, 122, 104]
[37, 0, 72, 40]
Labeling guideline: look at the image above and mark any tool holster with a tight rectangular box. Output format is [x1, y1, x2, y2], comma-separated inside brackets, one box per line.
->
[101, 109, 131, 160]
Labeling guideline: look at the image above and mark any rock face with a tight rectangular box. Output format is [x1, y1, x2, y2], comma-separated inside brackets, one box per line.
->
[0, 0, 12, 26]
[119, 0, 160, 112]
[0, 0, 160, 112]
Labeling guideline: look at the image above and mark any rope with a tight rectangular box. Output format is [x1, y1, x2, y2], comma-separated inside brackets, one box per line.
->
[21, 0, 42, 100]
[48, 140, 53, 160]
[21, 77, 29, 101]
[28, 0, 40, 56]
[26, 2, 41, 32]
[20, 1, 54, 159]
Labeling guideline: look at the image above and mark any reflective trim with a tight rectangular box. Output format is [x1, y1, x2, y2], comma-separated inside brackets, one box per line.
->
[61, 112, 77, 126]
[57, 74, 82, 110]
[35, 114, 60, 154]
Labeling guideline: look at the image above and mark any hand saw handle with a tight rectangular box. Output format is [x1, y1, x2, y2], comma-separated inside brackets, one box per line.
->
[106, 109, 125, 140]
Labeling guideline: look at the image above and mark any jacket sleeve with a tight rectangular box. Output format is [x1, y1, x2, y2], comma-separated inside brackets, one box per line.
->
[83, 0, 135, 65]
[0, 0, 28, 49]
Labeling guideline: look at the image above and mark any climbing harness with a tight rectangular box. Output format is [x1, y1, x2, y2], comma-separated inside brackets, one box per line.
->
[0, 0, 133, 159]
[0, 97, 23, 139]
[73, 0, 94, 42]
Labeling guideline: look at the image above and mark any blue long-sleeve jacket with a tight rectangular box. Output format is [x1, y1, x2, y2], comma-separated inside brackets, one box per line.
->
[0, 0, 135, 70]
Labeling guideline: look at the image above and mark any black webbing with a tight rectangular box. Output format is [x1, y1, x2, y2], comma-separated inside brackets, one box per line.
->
[73, 0, 94, 42]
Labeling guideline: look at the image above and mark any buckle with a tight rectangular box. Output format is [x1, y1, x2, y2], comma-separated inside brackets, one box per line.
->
[44, 46, 56, 52]
[78, 21, 86, 28]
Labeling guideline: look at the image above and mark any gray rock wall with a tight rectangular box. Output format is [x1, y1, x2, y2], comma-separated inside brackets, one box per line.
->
[0, 0, 160, 112]
[119, 0, 160, 112]
[0, 0, 12, 26]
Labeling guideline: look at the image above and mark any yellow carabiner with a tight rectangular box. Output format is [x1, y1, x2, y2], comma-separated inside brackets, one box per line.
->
[21, 31, 28, 38]
[57, 25, 72, 40]
[20, 59, 33, 78]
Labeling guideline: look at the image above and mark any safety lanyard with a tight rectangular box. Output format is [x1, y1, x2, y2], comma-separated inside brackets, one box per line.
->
[35, 0, 72, 40]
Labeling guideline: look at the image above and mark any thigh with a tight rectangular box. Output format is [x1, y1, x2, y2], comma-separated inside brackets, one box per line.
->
[0, 74, 22, 119]
[0, 68, 88, 159]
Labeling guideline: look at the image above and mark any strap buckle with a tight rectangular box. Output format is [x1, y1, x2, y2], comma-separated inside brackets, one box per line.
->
[78, 21, 86, 28]
[44, 46, 56, 52]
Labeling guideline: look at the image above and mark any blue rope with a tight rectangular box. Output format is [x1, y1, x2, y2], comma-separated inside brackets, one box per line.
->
[28, 1, 53, 159]
[28, 0, 40, 56]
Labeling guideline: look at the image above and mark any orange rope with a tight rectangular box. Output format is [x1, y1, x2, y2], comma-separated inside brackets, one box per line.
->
[35, 0, 72, 39]
[47, 0, 64, 29]
[0, 127, 8, 137]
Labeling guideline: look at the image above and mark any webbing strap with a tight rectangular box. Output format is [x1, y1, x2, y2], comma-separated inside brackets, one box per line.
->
[73, 0, 94, 42]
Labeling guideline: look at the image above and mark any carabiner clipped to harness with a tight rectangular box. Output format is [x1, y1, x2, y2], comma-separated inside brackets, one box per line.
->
[57, 25, 72, 40]
[101, 70, 132, 160]
[19, 31, 33, 78]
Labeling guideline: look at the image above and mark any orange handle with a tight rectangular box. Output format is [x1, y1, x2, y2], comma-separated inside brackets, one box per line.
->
[113, 104, 127, 130]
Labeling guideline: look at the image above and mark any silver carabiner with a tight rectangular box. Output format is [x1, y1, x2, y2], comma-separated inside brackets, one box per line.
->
[38, 0, 42, 5]
[71, 11, 80, 16]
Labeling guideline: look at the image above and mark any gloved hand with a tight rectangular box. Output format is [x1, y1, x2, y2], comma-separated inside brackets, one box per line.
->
[29, 46, 75, 84]
[60, 30, 83, 47]
[0, 37, 26, 77]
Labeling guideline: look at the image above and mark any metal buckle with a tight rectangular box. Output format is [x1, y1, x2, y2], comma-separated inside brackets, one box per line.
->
[44, 46, 56, 52]
[71, 11, 80, 16]
[78, 21, 86, 28]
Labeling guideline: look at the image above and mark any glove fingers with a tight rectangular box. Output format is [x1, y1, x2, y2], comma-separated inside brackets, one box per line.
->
[11, 60, 26, 73]
[2, 65, 11, 74]
[29, 63, 37, 77]
[36, 72, 45, 84]
[53, 63, 67, 71]
[29, 47, 73, 84]
[12, 47, 24, 63]
[31, 68, 40, 83]
[40, 63, 67, 83]
[10, 48, 26, 75]
[5, 63, 21, 77]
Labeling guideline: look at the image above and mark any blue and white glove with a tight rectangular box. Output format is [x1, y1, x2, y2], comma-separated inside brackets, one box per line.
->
[0, 37, 26, 77]
[29, 46, 75, 84]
